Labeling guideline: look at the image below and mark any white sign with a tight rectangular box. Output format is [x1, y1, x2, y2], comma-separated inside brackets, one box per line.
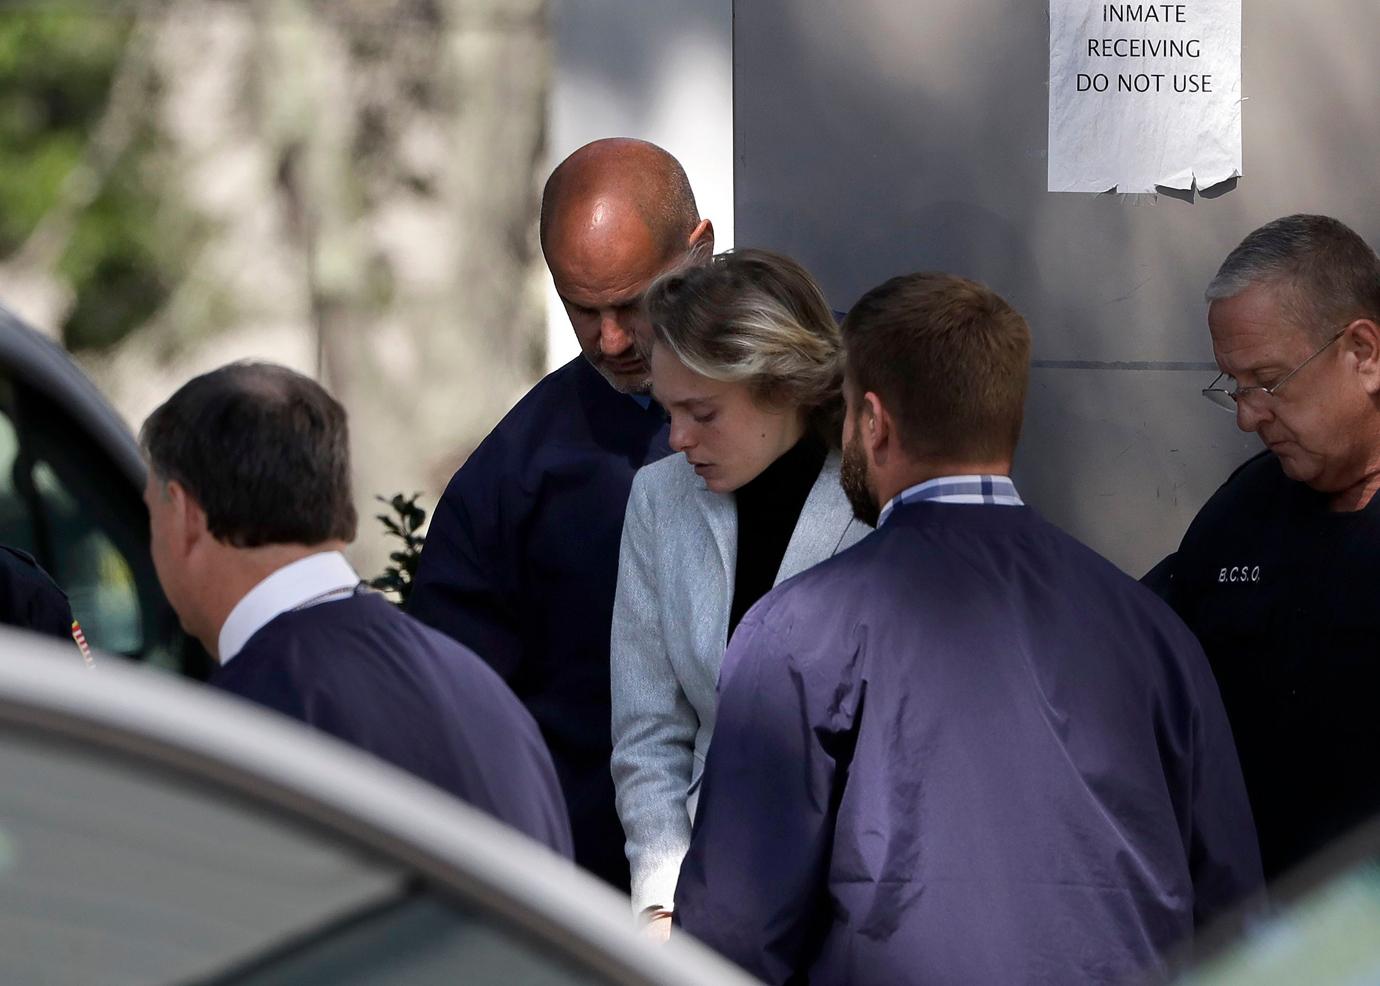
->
[1048, 1, 1242, 194]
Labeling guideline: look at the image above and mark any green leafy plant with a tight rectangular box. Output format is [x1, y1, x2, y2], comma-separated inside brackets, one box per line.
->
[368, 492, 427, 605]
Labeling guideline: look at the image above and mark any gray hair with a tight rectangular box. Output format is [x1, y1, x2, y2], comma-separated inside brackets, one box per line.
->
[1206, 214, 1380, 342]
[643, 248, 843, 446]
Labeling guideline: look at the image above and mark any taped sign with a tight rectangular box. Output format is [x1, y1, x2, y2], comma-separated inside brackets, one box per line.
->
[1048, 1, 1242, 193]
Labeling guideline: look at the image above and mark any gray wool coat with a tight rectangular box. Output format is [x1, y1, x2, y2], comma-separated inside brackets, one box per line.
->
[610, 449, 870, 913]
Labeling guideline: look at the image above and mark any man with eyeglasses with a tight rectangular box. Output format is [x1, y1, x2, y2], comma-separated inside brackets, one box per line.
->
[1157, 214, 1380, 882]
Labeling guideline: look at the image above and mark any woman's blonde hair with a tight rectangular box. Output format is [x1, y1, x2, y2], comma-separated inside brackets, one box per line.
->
[643, 248, 843, 446]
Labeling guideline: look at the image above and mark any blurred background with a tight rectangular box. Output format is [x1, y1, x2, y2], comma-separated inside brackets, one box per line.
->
[0, 0, 735, 582]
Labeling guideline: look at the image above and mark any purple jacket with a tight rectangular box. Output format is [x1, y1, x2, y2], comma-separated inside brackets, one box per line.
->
[675, 502, 1262, 985]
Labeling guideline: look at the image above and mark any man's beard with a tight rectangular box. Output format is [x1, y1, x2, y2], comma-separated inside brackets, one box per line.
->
[840, 431, 879, 528]
[587, 354, 652, 395]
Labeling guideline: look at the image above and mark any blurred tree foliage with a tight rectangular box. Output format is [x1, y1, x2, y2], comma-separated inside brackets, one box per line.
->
[0, 8, 181, 351]
[0, 0, 548, 580]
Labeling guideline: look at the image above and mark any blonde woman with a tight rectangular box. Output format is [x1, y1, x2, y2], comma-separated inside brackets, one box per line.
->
[610, 249, 870, 937]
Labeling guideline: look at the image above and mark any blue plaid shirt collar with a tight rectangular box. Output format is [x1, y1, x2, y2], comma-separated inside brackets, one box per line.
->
[877, 474, 1024, 527]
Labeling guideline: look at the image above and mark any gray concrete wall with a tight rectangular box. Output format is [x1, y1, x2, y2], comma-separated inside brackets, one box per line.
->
[733, 0, 1380, 575]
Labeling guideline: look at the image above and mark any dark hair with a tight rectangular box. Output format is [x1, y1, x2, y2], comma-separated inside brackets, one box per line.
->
[1206, 214, 1380, 342]
[644, 248, 844, 447]
[140, 362, 357, 547]
[842, 272, 1031, 462]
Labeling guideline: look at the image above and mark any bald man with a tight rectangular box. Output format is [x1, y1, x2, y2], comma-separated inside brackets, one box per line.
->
[409, 139, 712, 890]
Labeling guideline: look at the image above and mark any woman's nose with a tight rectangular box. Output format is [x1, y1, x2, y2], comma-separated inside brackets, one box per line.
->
[669, 418, 695, 453]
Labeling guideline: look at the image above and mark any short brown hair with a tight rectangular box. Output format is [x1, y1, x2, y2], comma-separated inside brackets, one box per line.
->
[842, 272, 1031, 461]
[644, 248, 844, 447]
[1206, 214, 1380, 343]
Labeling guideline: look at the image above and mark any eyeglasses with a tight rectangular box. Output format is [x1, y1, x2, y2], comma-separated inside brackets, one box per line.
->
[1202, 327, 1348, 412]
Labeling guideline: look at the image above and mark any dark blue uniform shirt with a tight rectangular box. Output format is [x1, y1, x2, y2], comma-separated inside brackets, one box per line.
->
[408, 356, 669, 886]
[1163, 451, 1380, 880]
[0, 545, 75, 642]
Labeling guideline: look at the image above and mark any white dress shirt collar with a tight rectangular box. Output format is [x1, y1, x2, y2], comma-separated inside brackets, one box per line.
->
[217, 550, 360, 665]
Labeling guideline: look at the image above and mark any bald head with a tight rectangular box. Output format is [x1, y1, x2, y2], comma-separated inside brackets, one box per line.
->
[539, 138, 713, 393]
[540, 138, 699, 256]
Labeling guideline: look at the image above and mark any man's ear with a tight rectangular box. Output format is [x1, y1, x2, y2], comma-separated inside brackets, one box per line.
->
[687, 218, 714, 255]
[863, 391, 892, 463]
[1348, 318, 1380, 396]
[166, 480, 211, 555]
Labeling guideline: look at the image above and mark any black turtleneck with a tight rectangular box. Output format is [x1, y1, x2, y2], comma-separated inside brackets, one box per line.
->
[729, 432, 829, 636]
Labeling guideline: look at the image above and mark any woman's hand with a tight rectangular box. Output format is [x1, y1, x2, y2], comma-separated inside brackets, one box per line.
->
[640, 907, 674, 943]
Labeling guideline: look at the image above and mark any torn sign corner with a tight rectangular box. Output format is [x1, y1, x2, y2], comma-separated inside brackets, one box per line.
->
[1196, 166, 1243, 191]
[1154, 168, 1196, 191]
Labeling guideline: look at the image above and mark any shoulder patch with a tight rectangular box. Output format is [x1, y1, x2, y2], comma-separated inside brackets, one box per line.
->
[70, 620, 93, 667]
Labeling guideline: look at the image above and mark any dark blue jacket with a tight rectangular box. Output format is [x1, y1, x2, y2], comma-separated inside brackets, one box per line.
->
[211, 591, 572, 856]
[408, 356, 670, 886]
[0, 545, 75, 642]
[676, 502, 1262, 985]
